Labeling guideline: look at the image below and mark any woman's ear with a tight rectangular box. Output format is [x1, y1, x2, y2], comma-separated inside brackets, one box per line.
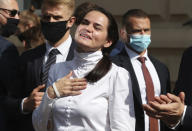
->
[103, 40, 112, 48]
[66, 16, 76, 28]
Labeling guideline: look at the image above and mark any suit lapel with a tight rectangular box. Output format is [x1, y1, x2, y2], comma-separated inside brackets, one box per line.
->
[34, 44, 46, 85]
[149, 56, 166, 94]
[119, 49, 143, 105]
[66, 39, 76, 61]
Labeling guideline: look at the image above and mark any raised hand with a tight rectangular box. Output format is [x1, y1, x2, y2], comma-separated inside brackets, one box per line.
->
[47, 71, 87, 99]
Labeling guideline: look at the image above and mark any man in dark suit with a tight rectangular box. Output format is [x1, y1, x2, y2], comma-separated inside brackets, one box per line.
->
[0, 36, 19, 131]
[143, 47, 192, 131]
[0, 0, 20, 130]
[111, 9, 171, 131]
[174, 47, 192, 129]
[10, 0, 76, 131]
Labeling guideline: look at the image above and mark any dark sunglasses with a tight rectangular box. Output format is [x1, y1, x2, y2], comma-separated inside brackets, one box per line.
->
[0, 8, 20, 17]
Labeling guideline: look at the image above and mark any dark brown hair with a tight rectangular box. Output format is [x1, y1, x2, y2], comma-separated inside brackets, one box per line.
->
[81, 5, 119, 83]
[74, 2, 97, 25]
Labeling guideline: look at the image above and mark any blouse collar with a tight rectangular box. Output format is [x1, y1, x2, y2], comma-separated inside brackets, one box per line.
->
[72, 50, 103, 78]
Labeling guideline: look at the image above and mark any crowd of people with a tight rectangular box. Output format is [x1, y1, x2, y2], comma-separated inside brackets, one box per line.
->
[0, 0, 192, 131]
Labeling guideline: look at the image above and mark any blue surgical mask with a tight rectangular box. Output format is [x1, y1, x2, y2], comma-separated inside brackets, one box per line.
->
[129, 34, 151, 52]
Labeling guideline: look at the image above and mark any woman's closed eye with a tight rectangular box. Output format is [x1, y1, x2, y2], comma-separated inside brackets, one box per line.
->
[81, 19, 89, 25]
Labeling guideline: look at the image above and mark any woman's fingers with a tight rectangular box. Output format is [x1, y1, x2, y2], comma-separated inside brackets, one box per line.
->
[71, 81, 87, 86]
[71, 78, 87, 82]
[61, 90, 82, 96]
[71, 85, 87, 91]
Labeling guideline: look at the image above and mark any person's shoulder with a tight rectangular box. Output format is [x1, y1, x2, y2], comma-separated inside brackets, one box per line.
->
[111, 63, 128, 72]
[20, 43, 46, 59]
[111, 48, 128, 62]
[0, 35, 16, 51]
[184, 46, 192, 53]
[110, 63, 130, 77]
[18, 44, 46, 65]
[182, 46, 192, 58]
[149, 55, 169, 71]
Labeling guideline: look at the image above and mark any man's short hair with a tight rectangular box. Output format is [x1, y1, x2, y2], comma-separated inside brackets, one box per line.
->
[122, 9, 149, 27]
[42, 0, 75, 14]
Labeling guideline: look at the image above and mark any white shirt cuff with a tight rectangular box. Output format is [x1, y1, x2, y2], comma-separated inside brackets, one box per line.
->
[181, 105, 187, 125]
[21, 97, 31, 114]
[171, 105, 187, 129]
[52, 82, 60, 98]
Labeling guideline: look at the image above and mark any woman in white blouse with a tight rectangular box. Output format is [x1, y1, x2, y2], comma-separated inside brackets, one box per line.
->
[32, 4, 135, 131]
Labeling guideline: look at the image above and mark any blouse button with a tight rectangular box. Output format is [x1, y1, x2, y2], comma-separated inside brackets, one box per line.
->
[67, 114, 70, 118]
[66, 121, 70, 126]
[66, 108, 70, 111]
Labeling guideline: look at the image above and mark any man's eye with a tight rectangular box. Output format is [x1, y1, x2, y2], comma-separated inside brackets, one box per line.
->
[144, 29, 150, 32]
[53, 16, 62, 20]
[42, 15, 50, 20]
[131, 29, 142, 33]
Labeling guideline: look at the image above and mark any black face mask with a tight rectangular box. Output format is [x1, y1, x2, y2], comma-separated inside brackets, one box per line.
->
[41, 20, 69, 43]
[1, 18, 19, 37]
[17, 26, 36, 42]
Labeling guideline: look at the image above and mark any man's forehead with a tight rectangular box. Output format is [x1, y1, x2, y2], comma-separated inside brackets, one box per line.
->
[128, 17, 150, 27]
[42, 4, 70, 16]
[0, 0, 19, 10]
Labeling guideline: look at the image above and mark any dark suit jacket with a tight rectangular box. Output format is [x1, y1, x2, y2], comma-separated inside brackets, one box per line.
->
[174, 47, 192, 131]
[11, 40, 76, 131]
[182, 106, 192, 129]
[0, 35, 19, 131]
[111, 48, 171, 131]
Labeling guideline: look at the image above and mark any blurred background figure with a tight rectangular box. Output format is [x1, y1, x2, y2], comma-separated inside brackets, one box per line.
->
[17, 9, 44, 51]
[24, 0, 43, 11]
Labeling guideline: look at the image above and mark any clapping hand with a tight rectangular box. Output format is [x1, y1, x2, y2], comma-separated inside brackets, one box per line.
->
[143, 92, 185, 127]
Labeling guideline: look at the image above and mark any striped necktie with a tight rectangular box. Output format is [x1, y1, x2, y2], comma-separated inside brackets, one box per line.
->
[41, 49, 60, 86]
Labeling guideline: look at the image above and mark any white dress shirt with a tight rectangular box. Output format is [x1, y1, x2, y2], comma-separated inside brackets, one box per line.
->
[21, 35, 72, 113]
[32, 50, 135, 131]
[44, 35, 72, 64]
[125, 47, 161, 131]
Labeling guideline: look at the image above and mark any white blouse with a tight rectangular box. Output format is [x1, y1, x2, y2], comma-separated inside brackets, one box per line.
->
[32, 50, 135, 131]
